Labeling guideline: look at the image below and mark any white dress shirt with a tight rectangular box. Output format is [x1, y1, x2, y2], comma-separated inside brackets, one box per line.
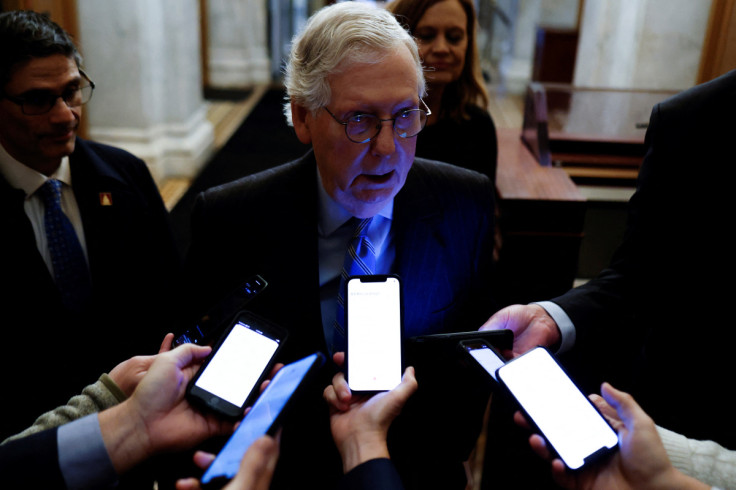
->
[0, 142, 89, 277]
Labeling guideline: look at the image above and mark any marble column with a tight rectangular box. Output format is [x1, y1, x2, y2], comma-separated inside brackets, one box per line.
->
[76, 0, 214, 182]
[574, 0, 712, 90]
[206, 0, 271, 88]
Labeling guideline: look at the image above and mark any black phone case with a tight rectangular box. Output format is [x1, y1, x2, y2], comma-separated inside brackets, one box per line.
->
[186, 309, 288, 419]
[406, 329, 513, 371]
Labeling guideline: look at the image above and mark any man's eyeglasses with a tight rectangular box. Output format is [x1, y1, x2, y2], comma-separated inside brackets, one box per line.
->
[324, 100, 431, 144]
[1, 70, 95, 115]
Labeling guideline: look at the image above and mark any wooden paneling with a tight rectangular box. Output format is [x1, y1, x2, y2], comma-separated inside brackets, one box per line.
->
[1, 0, 78, 40]
[495, 128, 586, 305]
[698, 0, 736, 83]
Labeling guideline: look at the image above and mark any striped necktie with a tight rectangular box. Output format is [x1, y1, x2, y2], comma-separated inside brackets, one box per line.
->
[333, 217, 375, 354]
[37, 179, 92, 312]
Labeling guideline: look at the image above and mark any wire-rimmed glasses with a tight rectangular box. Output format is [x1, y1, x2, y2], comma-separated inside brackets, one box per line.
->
[324, 99, 431, 144]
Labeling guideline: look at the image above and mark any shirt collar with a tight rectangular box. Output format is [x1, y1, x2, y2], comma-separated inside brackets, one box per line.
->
[0, 142, 71, 198]
[316, 167, 393, 237]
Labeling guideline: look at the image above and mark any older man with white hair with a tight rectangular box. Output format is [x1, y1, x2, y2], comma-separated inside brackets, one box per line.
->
[185, 3, 497, 488]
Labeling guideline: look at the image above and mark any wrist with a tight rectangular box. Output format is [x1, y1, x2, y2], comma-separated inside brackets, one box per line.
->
[98, 400, 152, 475]
[338, 433, 390, 474]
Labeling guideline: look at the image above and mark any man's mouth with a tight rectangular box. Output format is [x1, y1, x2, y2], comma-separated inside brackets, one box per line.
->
[361, 170, 395, 185]
[46, 128, 76, 141]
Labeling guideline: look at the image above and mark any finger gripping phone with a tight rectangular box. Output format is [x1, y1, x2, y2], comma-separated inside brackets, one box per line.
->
[347, 275, 403, 393]
[186, 310, 287, 419]
[200, 352, 325, 488]
[496, 347, 619, 470]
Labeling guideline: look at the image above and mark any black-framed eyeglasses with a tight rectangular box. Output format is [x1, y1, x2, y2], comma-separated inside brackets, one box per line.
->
[324, 99, 431, 144]
[1, 70, 95, 115]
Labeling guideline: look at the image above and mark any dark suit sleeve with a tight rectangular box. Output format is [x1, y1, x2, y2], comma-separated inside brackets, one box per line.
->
[550, 92, 674, 342]
[337, 459, 405, 490]
[0, 428, 66, 488]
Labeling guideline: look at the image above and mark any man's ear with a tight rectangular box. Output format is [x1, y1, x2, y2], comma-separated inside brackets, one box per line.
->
[291, 101, 313, 144]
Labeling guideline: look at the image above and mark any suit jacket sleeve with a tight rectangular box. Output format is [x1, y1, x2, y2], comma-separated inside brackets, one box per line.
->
[337, 458, 405, 490]
[0, 428, 66, 488]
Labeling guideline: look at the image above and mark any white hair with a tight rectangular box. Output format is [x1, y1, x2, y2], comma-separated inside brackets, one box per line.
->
[283, 1, 425, 125]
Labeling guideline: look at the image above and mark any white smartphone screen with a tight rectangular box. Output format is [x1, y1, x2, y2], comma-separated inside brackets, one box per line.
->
[195, 320, 281, 407]
[468, 345, 506, 381]
[497, 347, 618, 470]
[347, 276, 402, 392]
[201, 353, 323, 484]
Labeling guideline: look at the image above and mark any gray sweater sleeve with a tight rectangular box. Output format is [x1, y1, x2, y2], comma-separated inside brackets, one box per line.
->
[2, 373, 127, 444]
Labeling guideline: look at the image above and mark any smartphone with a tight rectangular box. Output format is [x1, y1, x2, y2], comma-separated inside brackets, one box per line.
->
[346, 275, 403, 393]
[496, 347, 619, 470]
[186, 310, 287, 419]
[458, 339, 507, 381]
[200, 352, 325, 488]
[173, 274, 268, 347]
[408, 329, 513, 364]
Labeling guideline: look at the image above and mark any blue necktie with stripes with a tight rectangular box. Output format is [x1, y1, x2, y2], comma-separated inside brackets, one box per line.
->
[38, 179, 92, 312]
[333, 217, 375, 354]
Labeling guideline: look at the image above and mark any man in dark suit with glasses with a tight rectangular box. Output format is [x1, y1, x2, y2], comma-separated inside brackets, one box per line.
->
[0, 10, 180, 445]
[184, 3, 497, 489]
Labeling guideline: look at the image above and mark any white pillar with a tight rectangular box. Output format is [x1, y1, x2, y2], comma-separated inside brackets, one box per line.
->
[206, 0, 271, 88]
[76, 0, 214, 182]
[574, 0, 712, 90]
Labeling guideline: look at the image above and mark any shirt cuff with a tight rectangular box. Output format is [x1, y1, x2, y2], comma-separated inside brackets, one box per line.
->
[58, 414, 118, 490]
[532, 301, 575, 354]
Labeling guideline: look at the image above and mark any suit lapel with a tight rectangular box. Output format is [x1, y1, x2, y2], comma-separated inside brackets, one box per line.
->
[69, 139, 137, 285]
[394, 163, 453, 337]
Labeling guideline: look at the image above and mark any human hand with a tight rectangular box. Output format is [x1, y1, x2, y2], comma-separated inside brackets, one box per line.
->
[323, 353, 418, 473]
[523, 383, 708, 490]
[175, 436, 280, 490]
[479, 304, 560, 358]
[99, 344, 234, 474]
[108, 333, 175, 397]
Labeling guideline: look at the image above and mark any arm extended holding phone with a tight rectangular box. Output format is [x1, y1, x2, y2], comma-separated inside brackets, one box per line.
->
[460, 342, 619, 471]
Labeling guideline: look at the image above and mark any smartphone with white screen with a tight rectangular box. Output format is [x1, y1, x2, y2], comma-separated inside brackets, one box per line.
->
[458, 339, 506, 381]
[200, 352, 325, 488]
[346, 275, 403, 393]
[187, 310, 287, 419]
[496, 347, 619, 470]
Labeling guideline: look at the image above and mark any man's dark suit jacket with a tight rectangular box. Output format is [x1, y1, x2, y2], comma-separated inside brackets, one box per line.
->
[0, 427, 65, 488]
[0, 430, 400, 490]
[185, 151, 496, 489]
[0, 138, 180, 440]
[550, 69, 736, 448]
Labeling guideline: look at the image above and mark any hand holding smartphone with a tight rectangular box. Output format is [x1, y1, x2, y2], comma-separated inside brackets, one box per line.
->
[186, 310, 287, 419]
[462, 343, 619, 470]
[200, 352, 325, 488]
[347, 275, 403, 393]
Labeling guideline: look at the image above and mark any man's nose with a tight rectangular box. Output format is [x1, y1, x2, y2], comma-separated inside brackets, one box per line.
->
[48, 96, 77, 123]
[370, 119, 396, 156]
